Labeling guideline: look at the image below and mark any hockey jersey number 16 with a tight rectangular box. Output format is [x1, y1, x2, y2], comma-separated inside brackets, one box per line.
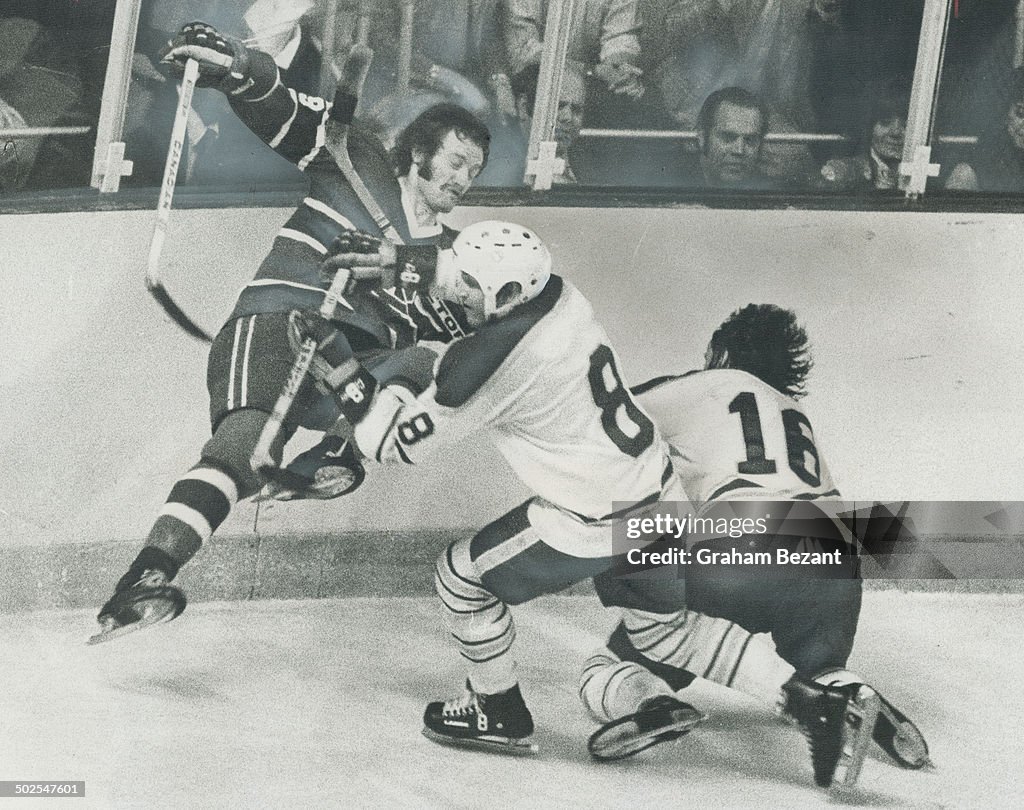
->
[634, 369, 840, 505]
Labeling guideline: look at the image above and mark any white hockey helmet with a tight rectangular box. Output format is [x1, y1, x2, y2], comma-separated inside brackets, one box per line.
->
[439, 221, 552, 321]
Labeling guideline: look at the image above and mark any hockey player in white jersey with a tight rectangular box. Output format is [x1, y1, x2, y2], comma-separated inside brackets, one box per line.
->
[315, 226, 879, 782]
[345, 219, 685, 753]
[581, 304, 929, 786]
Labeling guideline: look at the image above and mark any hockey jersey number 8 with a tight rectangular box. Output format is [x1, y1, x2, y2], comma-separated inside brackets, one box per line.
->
[355, 277, 671, 522]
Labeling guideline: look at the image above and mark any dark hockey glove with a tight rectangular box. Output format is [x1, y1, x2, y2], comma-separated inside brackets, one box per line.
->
[321, 230, 439, 296]
[159, 21, 254, 94]
[330, 229, 383, 257]
[288, 311, 379, 424]
[320, 229, 387, 292]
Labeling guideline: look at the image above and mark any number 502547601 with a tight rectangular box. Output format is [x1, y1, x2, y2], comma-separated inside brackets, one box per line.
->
[0, 782, 84, 797]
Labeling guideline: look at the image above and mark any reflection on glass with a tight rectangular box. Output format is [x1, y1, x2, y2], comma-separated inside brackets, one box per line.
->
[1, 2, 115, 194]
[938, 0, 1023, 193]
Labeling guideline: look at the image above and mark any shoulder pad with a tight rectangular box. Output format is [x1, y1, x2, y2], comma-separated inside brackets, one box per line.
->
[435, 276, 563, 407]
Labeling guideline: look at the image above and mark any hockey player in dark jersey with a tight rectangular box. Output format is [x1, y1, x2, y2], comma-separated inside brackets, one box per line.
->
[580, 305, 929, 785]
[93, 22, 490, 641]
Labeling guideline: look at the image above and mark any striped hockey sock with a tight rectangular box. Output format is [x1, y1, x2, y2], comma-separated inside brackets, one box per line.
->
[579, 649, 677, 723]
[623, 608, 796, 712]
[434, 539, 518, 695]
[145, 463, 240, 567]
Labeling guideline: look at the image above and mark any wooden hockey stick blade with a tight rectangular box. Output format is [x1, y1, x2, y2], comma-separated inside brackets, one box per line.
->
[146, 279, 213, 342]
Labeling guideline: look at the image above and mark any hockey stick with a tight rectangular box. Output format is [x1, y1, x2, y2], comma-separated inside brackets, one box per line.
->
[249, 265, 383, 478]
[145, 57, 216, 343]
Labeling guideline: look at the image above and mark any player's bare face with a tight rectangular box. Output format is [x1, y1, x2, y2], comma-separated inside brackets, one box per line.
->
[418, 131, 485, 214]
[704, 103, 763, 186]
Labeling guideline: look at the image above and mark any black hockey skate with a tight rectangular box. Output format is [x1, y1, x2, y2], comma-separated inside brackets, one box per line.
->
[873, 694, 931, 769]
[814, 671, 931, 770]
[587, 695, 707, 762]
[89, 569, 186, 646]
[261, 435, 365, 501]
[422, 682, 538, 756]
[782, 674, 880, 789]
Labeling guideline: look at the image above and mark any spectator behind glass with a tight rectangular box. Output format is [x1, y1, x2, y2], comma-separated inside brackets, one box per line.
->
[0, 14, 84, 193]
[511, 58, 587, 184]
[818, 87, 908, 191]
[946, 68, 1024, 193]
[678, 86, 781, 190]
[504, 0, 643, 103]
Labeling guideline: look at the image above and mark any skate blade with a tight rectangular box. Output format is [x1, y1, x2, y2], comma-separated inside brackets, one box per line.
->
[87, 591, 185, 646]
[834, 686, 882, 789]
[876, 699, 932, 770]
[421, 726, 539, 756]
[588, 705, 707, 762]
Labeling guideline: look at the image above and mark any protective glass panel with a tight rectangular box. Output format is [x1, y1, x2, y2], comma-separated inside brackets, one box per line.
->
[1, 2, 115, 195]
[536, 0, 925, 192]
[123, 0, 321, 192]
[933, 0, 1022, 195]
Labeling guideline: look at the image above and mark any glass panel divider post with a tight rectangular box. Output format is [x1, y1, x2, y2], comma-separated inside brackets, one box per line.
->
[525, 0, 575, 190]
[90, 0, 144, 193]
[901, 0, 954, 198]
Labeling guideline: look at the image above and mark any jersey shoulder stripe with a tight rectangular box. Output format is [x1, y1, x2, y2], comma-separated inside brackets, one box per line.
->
[630, 370, 700, 397]
[435, 276, 564, 408]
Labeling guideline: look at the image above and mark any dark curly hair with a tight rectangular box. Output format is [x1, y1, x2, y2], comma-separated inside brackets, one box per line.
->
[391, 103, 490, 179]
[706, 304, 813, 398]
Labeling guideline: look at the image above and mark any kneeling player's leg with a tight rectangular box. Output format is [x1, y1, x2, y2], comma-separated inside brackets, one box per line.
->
[772, 577, 862, 676]
[621, 607, 796, 711]
[579, 644, 706, 761]
[592, 568, 796, 712]
[579, 646, 678, 723]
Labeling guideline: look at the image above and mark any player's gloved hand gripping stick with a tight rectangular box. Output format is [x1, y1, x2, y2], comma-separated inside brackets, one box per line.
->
[145, 22, 254, 342]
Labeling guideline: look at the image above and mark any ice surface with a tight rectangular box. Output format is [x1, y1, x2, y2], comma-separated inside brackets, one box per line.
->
[1, 591, 1021, 809]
